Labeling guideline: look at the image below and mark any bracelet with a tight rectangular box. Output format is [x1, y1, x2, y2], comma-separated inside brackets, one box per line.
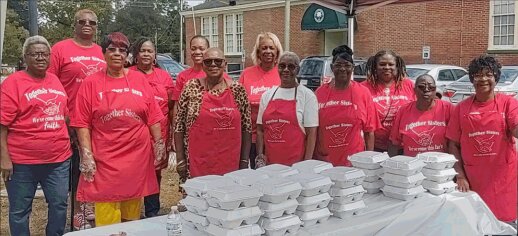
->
[177, 160, 186, 165]
[240, 159, 249, 163]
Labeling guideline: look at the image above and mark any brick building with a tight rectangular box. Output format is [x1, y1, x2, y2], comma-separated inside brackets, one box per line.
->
[180, 0, 518, 72]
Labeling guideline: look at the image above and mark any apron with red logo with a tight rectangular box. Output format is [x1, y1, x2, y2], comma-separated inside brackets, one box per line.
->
[460, 96, 517, 221]
[263, 87, 305, 165]
[77, 71, 158, 202]
[188, 80, 241, 177]
[316, 85, 362, 166]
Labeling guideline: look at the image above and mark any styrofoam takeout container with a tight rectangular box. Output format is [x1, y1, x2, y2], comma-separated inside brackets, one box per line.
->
[296, 192, 332, 212]
[206, 206, 262, 229]
[329, 185, 366, 204]
[183, 220, 209, 233]
[416, 152, 458, 170]
[258, 214, 302, 236]
[362, 180, 385, 194]
[348, 151, 390, 170]
[287, 172, 333, 197]
[258, 199, 299, 219]
[292, 160, 333, 174]
[252, 178, 302, 204]
[362, 168, 384, 182]
[181, 175, 236, 197]
[328, 200, 366, 219]
[224, 169, 269, 186]
[381, 185, 426, 201]
[422, 180, 457, 195]
[206, 184, 262, 210]
[295, 208, 332, 227]
[181, 195, 210, 215]
[205, 224, 264, 236]
[381, 172, 426, 188]
[180, 210, 209, 228]
[421, 168, 458, 183]
[256, 164, 299, 178]
[320, 167, 366, 188]
[381, 156, 426, 176]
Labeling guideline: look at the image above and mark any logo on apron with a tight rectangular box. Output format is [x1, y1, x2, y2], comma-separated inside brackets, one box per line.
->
[266, 120, 288, 141]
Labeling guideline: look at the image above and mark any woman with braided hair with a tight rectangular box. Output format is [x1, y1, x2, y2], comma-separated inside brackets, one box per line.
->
[361, 50, 415, 152]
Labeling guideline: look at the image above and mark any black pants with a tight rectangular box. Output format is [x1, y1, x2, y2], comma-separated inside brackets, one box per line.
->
[249, 143, 257, 169]
[144, 170, 162, 217]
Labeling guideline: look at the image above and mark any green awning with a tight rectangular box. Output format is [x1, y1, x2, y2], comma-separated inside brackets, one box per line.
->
[301, 3, 348, 31]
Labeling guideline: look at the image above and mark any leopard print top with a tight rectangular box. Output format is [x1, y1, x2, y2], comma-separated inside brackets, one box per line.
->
[175, 78, 252, 182]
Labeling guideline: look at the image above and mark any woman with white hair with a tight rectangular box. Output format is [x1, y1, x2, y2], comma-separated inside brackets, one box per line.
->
[239, 32, 283, 168]
[1, 35, 71, 236]
[256, 52, 318, 166]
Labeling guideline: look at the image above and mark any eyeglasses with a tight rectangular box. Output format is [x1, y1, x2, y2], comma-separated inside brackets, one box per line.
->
[278, 63, 298, 71]
[417, 84, 437, 91]
[333, 62, 354, 69]
[202, 58, 225, 67]
[77, 19, 97, 26]
[25, 52, 50, 59]
[106, 47, 128, 54]
[473, 73, 495, 81]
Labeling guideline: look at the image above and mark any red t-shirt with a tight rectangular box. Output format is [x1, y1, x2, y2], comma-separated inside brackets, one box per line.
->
[239, 65, 281, 142]
[1, 71, 72, 164]
[172, 67, 230, 101]
[390, 99, 453, 157]
[362, 79, 415, 150]
[48, 39, 106, 113]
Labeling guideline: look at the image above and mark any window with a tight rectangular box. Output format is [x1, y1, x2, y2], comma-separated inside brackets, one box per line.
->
[201, 16, 218, 47]
[224, 14, 243, 54]
[452, 69, 467, 80]
[489, 0, 518, 49]
[438, 70, 455, 81]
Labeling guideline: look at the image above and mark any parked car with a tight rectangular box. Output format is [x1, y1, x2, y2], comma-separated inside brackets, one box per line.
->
[442, 66, 518, 103]
[406, 64, 467, 98]
[297, 56, 368, 91]
[156, 54, 185, 83]
[227, 70, 243, 81]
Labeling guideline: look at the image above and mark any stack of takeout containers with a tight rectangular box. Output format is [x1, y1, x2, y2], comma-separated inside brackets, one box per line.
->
[417, 152, 458, 195]
[380, 156, 427, 201]
[321, 167, 367, 219]
[348, 151, 389, 194]
[254, 164, 304, 235]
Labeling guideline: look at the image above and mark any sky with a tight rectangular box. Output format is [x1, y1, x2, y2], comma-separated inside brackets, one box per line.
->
[186, 0, 204, 7]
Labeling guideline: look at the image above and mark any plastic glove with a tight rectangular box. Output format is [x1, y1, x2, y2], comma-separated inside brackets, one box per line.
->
[79, 147, 96, 182]
[153, 139, 166, 163]
[168, 152, 177, 170]
[255, 154, 267, 168]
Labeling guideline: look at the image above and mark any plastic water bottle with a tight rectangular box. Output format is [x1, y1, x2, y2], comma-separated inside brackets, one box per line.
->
[166, 206, 182, 236]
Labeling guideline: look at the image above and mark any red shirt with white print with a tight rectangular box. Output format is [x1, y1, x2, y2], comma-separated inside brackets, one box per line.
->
[390, 99, 453, 157]
[362, 78, 415, 150]
[0, 71, 72, 164]
[48, 38, 106, 113]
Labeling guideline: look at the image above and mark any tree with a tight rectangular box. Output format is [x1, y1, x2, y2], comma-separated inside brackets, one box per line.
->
[3, 9, 29, 65]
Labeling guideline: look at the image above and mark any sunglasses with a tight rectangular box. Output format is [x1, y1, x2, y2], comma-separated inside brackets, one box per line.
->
[203, 58, 225, 67]
[417, 84, 437, 91]
[333, 62, 354, 70]
[77, 19, 97, 26]
[278, 63, 298, 71]
[106, 47, 128, 54]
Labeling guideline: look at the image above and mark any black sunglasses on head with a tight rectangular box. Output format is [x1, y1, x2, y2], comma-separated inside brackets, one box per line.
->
[77, 19, 97, 26]
[203, 58, 225, 67]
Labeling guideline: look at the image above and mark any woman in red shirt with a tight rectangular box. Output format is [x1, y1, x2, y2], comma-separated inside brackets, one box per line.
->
[1, 36, 72, 236]
[362, 50, 415, 152]
[239, 32, 283, 168]
[315, 45, 379, 166]
[71, 32, 165, 227]
[129, 37, 174, 218]
[389, 74, 453, 157]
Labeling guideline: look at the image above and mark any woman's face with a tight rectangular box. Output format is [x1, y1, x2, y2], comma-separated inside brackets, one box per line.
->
[24, 43, 50, 73]
[376, 54, 397, 83]
[278, 56, 299, 83]
[104, 43, 128, 71]
[74, 12, 97, 38]
[472, 68, 497, 95]
[331, 57, 353, 83]
[258, 38, 277, 65]
[137, 41, 155, 66]
[190, 38, 208, 65]
[414, 76, 436, 102]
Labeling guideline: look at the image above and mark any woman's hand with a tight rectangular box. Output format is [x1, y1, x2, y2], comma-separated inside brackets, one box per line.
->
[176, 160, 188, 182]
[239, 159, 249, 169]
[153, 139, 166, 164]
[1, 155, 13, 181]
[456, 176, 470, 192]
[255, 154, 267, 168]
[79, 147, 96, 182]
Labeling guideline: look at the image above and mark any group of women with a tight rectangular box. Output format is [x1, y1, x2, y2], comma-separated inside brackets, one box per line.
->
[0, 8, 516, 236]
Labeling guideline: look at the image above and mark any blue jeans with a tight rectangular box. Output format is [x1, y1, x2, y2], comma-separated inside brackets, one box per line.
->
[5, 159, 70, 236]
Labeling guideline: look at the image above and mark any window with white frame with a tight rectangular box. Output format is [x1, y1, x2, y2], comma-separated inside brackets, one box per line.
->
[489, 0, 517, 49]
[224, 13, 243, 54]
[201, 16, 218, 47]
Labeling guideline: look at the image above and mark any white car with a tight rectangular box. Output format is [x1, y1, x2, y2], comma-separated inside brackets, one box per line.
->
[406, 64, 467, 98]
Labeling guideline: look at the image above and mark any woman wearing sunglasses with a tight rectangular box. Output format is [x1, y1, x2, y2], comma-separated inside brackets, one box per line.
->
[388, 74, 453, 157]
[128, 37, 174, 218]
[314, 45, 380, 166]
[446, 55, 517, 224]
[174, 48, 251, 181]
[256, 52, 318, 167]
[239, 32, 282, 169]
[71, 32, 165, 227]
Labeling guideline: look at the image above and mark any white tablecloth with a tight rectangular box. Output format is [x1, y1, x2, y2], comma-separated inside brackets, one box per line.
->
[64, 191, 517, 236]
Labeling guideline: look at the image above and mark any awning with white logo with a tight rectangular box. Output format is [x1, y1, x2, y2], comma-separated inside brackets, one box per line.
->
[301, 3, 348, 30]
